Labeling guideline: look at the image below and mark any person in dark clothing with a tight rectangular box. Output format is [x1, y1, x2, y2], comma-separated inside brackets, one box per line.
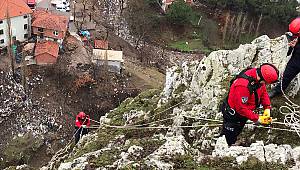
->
[221, 64, 279, 146]
[269, 18, 300, 98]
[74, 112, 90, 144]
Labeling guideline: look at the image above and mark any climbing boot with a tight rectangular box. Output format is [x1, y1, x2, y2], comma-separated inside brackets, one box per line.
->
[231, 138, 248, 147]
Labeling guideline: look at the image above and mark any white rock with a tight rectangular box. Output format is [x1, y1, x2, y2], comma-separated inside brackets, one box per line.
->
[236, 155, 248, 165]
[213, 136, 298, 165]
[113, 145, 143, 169]
[58, 162, 72, 170]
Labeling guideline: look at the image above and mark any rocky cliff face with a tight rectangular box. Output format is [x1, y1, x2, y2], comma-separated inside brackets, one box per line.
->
[41, 35, 300, 170]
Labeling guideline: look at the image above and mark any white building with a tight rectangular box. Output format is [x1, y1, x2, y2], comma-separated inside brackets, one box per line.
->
[0, 0, 33, 48]
[92, 49, 124, 74]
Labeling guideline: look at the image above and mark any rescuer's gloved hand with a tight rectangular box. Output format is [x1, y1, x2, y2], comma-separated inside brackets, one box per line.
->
[81, 125, 87, 128]
[263, 109, 270, 117]
[258, 115, 272, 125]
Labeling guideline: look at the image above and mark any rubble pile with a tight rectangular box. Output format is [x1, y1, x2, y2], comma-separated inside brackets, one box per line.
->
[0, 71, 61, 158]
[0, 71, 27, 124]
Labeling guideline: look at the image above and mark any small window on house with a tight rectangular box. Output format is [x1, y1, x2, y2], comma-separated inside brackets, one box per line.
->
[38, 28, 44, 32]
[0, 39, 4, 44]
[53, 31, 59, 36]
[0, 29, 3, 35]
[0, 20, 3, 24]
[24, 34, 28, 39]
[23, 15, 28, 19]
[24, 24, 28, 30]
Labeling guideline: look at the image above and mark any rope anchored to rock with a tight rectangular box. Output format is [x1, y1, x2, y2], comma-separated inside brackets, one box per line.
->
[279, 71, 300, 137]
[87, 116, 299, 133]
[86, 38, 300, 134]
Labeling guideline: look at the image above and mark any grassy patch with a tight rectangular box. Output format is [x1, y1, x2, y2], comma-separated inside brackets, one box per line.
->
[169, 41, 192, 52]
[149, 96, 184, 123]
[3, 167, 17, 170]
[239, 156, 290, 170]
[3, 133, 43, 167]
[162, 154, 213, 170]
[199, 156, 237, 170]
[88, 148, 121, 168]
[72, 128, 122, 159]
[169, 39, 203, 52]
[175, 68, 183, 73]
[166, 9, 220, 54]
[123, 128, 164, 140]
[107, 89, 161, 126]
[87, 137, 165, 168]
[126, 138, 166, 157]
[199, 156, 290, 170]
[173, 84, 187, 95]
[222, 34, 257, 50]
[166, 154, 198, 170]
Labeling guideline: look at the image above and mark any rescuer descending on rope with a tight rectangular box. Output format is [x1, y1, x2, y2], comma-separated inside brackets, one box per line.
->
[269, 17, 300, 98]
[221, 63, 279, 146]
[74, 112, 90, 144]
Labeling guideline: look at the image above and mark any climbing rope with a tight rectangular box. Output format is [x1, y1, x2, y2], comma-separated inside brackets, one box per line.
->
[89, 116, 177, 128]
[85, 37, 300, 134]
[279, 71, 300, 137]
[102, 123, 223, 129]
[53, 118, 88, 159]
[87, 116, 300, 134]
[132, 100, 186, 125]
[88, 116, 222, 129]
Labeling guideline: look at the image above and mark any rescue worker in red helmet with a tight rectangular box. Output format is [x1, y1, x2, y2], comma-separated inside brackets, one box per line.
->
[221, 63, 279, 146]
[269, 17, 300, 98]
[75, 112, 90, 144]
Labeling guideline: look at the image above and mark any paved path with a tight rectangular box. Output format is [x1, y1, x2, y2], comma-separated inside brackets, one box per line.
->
[36, 0, 54, 10]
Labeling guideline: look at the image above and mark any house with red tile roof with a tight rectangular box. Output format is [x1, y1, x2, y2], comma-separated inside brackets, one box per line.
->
[34, 40, 59, 65]
[0, 0, 33, 48]
[32, 9, 69, 45]
[161, 0, 193, 12]
[94, 40, 108, 49]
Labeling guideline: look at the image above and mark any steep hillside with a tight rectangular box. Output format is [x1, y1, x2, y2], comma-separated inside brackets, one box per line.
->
[38, 35, 300, 170]
[0, 35, 165, 169]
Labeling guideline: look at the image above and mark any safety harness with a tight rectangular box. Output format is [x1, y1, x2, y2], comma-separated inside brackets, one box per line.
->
[222, 68, 261, 122]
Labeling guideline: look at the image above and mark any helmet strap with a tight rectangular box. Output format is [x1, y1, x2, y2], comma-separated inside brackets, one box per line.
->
[256, 68, 264, 82]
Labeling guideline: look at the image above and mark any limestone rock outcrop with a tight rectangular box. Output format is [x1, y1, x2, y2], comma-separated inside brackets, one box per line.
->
[43, 35, 300, 169]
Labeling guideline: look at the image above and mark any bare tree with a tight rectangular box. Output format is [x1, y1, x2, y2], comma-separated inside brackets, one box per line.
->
[239, 13, 248, 41]
[82, 0, 88, 10]
[233, 12, 243, 42]
[119, 0, 125, 14]
[248, 18, 254, 34]
[222, 11, 230, 44]
[6, 6, 15, 77]
[228, 15, 236, 41]
[125, 0, 157, 49]
[255, 13, 263, 37]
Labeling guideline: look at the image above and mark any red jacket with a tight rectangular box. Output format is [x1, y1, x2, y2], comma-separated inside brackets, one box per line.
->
[75, 115, 91, 128]
[227, 68, 271, 122]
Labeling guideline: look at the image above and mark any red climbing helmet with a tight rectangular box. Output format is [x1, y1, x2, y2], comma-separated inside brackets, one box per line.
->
[289, 18, 300, 36]
[78, 112, 86, 119]
[258, 63, 279, 84]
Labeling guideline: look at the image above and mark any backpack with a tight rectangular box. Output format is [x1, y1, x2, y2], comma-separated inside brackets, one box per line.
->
[227, 67, 261, 109]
